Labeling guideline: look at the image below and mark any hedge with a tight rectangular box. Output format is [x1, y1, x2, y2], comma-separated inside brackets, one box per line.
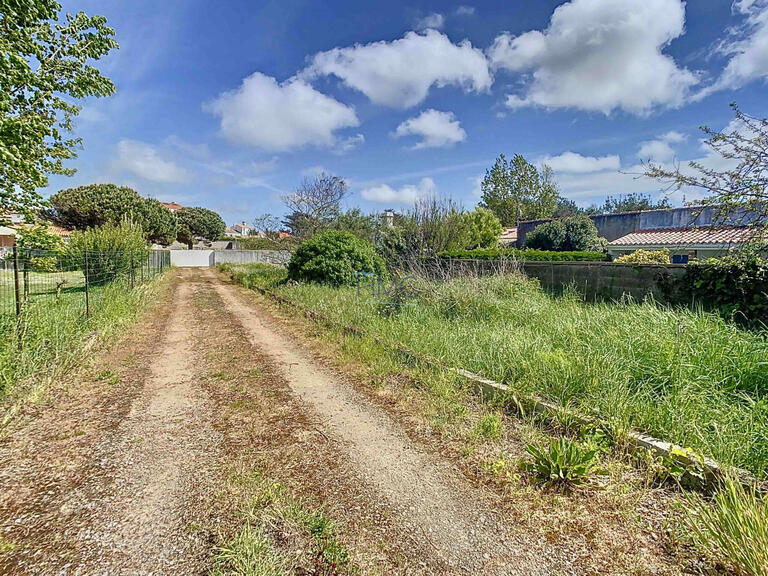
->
[677, 256, 768, 329]
[437, 248, 609, 262]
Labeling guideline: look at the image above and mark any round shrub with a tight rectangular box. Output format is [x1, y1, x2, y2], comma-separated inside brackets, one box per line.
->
[562, 215, 599, 251]
[614, 249, 671, 264]
[287, 230, 386, 286]
[526, 216, 599, 251]
[525, 220, 566, 251]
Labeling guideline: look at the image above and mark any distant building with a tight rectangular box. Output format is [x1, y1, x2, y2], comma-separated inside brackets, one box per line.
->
[516, 205, 768, 261]
[499, 227, 517, 247]
[161, 202, 184, 212]
[225, 221, 253, 237]
[608, 227, 761, 263]
[0, 226, 16, 250]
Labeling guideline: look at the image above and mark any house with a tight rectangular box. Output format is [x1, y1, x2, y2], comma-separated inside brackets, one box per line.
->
[499, 227, 517, 247]
[516, 204, 768, 260]
[225, 221, 253, 237]
[608, 227, 761, 263]
[0, 226, 17, 256]
[161, 201, 184, 212]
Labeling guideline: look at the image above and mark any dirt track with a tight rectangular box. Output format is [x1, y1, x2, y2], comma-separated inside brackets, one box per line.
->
[0, 269, 554, 575]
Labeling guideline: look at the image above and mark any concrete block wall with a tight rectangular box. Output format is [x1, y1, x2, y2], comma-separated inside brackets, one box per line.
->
[213, 250, 292, 266]
[520, 261, 687, 303]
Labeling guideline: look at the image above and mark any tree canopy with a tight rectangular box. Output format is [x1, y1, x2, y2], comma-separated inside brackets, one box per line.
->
[480, 154, 558, 226]
[176, 206, 226, 248]
[0, 1, 118, 218]
[599, 193, 671, 214]
[48, 184, 177, 245]
[281, 172, 348, 237]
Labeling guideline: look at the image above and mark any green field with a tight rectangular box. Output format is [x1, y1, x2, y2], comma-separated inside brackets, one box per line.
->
[0, 270, 168, 400]
[0, 269, 85, 306]
[223, 263, 768, 478]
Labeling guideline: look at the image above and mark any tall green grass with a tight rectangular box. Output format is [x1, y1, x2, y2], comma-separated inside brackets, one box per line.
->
[0, 274, 169, 406]
[224, 263, 768, 477]
[684, 479, 768, 576]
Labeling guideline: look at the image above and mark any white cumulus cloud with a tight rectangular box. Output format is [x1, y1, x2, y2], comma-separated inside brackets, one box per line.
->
[394, 109, 467, 149]
[637, 131, 686, 162]
[416, 13, 445, 30]
[303, 30, 492, 108]
[488, 0, 698, 115]
[701, 0, 768, 96]
[361, 177, 436, 204]
[115, 140, 190, 183]
[540, 151, 620, 173]
[455, 5, 476, 16]
[206, 72, 359, 151]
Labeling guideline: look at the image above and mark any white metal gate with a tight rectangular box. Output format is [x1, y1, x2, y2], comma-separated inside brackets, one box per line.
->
[169, 250, 215, 267]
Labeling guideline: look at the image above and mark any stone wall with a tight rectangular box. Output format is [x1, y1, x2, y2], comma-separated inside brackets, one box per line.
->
[214, 250, 292, 266]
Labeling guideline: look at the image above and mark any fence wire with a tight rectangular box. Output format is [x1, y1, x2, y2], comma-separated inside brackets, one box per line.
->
[0, 248, 170, 338]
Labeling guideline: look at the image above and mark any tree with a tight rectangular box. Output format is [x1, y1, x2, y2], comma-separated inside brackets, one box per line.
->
[176, 207, 226, 248]
[553, 197, 583, 218]
[282, 172, 348, 237]
[480, 154, 558, 226]
[0, 1, 118, 218]
[48, 184, 177, 244]
[330, 209, 381, 244]
[252, 213, 281, 239]
[139, 199, 178, 246]
[282, 211, 319, 239]
[599, 193, 671, 214]
[643, 105, 768, 226]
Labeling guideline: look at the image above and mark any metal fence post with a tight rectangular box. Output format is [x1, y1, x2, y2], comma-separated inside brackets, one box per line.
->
[13, 246, 21, 318]
[22, 257, 29, 302]
[84, 251, 90, 318]
[13, 246, 22, 350]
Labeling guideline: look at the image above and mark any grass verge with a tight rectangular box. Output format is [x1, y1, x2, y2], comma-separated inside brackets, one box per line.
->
[220, 263, 768, 479]
[0, 272, 172, 423]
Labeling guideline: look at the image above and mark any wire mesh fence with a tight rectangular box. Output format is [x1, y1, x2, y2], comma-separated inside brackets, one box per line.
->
[0, 247, 170, 348]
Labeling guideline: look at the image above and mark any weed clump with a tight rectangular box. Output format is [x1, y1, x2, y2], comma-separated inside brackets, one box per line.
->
[521, 437, 600, 491]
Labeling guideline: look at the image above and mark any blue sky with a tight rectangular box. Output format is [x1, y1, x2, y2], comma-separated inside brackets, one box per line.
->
[48, 0, 768, 226]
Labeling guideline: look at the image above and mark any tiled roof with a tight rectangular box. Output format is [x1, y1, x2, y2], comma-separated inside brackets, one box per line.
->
[161, 202, 183, 211]
[609, 226, 760, 247]
[500, 227, 518, 243]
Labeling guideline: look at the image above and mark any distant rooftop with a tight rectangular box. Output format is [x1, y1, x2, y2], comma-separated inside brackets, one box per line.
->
[609, 226, 761, 248]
